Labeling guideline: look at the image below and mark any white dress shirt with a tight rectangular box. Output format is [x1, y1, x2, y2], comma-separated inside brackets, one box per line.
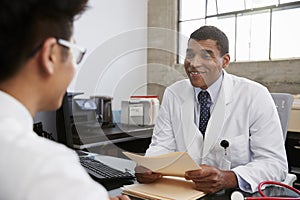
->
[0, 91, 109, 200]
[193, 72, 223, 127]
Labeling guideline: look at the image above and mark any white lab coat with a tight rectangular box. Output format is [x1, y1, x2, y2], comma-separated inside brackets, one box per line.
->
[146, 70, 288, 192]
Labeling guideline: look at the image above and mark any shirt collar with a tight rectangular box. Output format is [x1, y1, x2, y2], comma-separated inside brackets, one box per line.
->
[194, 70, 224, 104]
[0, 90, 33, 131]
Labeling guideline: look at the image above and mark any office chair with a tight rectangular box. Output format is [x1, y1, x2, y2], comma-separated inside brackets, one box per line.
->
[270, 93, 297, 186]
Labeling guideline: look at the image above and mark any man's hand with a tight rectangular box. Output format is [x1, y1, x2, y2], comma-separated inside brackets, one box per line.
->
[134, 165, 162, 183]
[185, 164, 238, 193]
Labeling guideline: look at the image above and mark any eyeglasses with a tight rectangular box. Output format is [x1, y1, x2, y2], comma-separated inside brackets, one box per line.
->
[56, 38, 86, 64]
[27, 37, 86, 65]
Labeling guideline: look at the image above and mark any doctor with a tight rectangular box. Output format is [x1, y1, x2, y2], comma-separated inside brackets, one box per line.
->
[135, 25, 288, 194]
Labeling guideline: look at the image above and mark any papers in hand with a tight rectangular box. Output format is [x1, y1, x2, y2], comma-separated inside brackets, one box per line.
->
[123, 151, 200, 177]
[122, 152, 205, 200]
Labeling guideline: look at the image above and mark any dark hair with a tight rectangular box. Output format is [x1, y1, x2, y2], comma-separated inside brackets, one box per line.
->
[190, 25, 229, 56]
[0, 0, 88, 83]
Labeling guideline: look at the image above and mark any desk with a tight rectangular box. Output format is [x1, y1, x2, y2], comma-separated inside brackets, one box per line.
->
[109, 185, 299, 200]
[73, 123, 153, 157]
[110, 188, 300, 199]
[96, 154, 300, 200]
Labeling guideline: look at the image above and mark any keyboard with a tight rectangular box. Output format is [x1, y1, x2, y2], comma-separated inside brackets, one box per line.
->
[79, 156, 135, 190]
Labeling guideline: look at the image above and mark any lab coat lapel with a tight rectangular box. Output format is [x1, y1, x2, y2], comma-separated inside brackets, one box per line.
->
[202, 72, 234, 158]
[181, 83, 203, 163]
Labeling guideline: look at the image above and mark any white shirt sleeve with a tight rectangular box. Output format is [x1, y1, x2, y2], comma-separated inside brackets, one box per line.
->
[232, 170, 253, 193]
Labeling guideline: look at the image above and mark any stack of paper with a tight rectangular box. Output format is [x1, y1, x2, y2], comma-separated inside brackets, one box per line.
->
[122, 152, 205, 200]
[122, 176, 205, 200]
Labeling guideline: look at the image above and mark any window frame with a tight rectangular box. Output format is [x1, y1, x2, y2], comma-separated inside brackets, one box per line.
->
[178, 0, 300, 63]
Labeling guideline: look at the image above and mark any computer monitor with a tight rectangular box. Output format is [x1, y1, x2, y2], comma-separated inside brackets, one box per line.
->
[56, 92, 75, 148]
[56, 91, 101, 149]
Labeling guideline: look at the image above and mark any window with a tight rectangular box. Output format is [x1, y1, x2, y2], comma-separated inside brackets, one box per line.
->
[206, 0, 217, 16]
[178, 0, 300, 63]
[206, 16, 236, 61]
[179, 0, 205, 20]
[271, 6, 300, 59]
[236, 11, 270, 61]
[217, 0, 245, 13]
[245, 0, 278, 9]
[178, 19, 205, 63]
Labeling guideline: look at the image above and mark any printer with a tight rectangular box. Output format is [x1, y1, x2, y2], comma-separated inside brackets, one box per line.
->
[121, 96, 159, 126]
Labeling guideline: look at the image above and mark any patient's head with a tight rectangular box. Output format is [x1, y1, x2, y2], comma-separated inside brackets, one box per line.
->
[0, 0, 88, 83]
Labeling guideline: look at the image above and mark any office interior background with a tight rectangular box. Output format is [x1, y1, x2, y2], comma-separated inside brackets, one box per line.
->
[68, 0, 300, 110]
[34, 0, 300, 145]
[30, 0, 300, 190]
[34, 0, 300, 140]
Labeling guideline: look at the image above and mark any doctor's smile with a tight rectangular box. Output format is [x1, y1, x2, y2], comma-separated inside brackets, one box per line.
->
[189, 71, 208, 77]
[188, 71, 209, 85]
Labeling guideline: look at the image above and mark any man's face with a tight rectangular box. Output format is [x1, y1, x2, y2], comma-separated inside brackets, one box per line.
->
[184, 39, 229, 89]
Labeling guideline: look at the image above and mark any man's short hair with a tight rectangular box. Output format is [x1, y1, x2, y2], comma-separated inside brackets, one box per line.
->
[0, 0, 88, 83]
[190, 25, 229, 56]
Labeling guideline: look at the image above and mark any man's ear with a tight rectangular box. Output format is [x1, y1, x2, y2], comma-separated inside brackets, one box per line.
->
[38, 37, 58, 75]
[222, 53, 230, 69]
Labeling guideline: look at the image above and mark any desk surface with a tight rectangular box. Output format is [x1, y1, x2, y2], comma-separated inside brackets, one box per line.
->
[96, 154, 300, 199]
[110, 187, 299, 200]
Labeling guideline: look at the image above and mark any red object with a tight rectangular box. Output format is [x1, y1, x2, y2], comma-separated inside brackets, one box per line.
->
[130, 96, 158, 98]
